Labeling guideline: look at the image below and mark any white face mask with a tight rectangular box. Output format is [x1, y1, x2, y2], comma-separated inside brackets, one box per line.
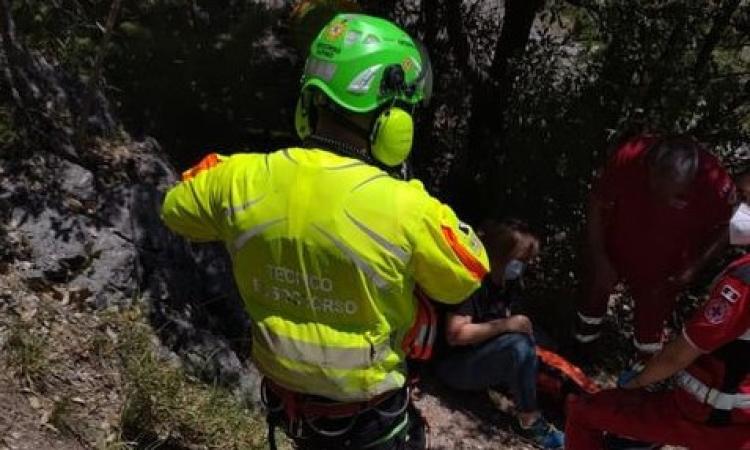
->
[504, 259, 525, 281]
[730, 203, 750, 245]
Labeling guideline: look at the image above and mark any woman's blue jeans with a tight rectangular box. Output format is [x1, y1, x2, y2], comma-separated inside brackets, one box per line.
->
[436, 332, 538, 412]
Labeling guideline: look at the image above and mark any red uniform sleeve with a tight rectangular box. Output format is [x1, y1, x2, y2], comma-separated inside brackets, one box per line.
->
[591, 136, 655, 204]
[698, 153, 735, 229]
[683, 275, 750, 353]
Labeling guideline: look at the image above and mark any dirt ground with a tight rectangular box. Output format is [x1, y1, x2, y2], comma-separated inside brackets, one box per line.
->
[415, 377, 537, 450]
[0, 273, 125, 450]
[0, 376, 86, 450]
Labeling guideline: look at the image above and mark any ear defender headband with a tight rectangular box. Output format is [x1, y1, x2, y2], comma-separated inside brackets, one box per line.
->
[295, 89, 314, 140]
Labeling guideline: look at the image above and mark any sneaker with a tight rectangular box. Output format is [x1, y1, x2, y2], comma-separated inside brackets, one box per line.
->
[515, 416, 565, 449]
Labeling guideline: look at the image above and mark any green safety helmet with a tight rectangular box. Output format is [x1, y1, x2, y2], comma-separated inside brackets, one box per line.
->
[295, 13, 433, 167]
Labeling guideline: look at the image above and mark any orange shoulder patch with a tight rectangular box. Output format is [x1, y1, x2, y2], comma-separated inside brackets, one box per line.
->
[441, 225, 488, 281]
[181, 153, 222, 181]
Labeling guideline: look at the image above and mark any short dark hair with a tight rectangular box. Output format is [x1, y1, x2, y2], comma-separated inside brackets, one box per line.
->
[645, 138, 700, 184]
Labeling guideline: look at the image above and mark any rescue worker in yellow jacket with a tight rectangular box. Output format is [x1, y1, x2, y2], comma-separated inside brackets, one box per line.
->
[161, 14, 489, 450]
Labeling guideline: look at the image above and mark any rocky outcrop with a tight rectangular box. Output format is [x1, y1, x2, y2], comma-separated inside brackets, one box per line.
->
[0, 6, 260, 404]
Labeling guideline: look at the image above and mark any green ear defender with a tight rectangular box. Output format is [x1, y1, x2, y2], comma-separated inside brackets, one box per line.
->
[370, 106, 414, 167]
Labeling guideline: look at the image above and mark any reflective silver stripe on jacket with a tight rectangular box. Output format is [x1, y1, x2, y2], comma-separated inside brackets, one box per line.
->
[676, 371, 750, 410]
[233, 218, 287, 252]
[345, 210, 410, 264]
[224, 194, 266, 217]
[253, 325, 392, 370]
[313, 224, 389, 289]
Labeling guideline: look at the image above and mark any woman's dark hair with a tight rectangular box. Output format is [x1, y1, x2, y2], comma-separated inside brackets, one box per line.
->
[477, 218, 538, 260]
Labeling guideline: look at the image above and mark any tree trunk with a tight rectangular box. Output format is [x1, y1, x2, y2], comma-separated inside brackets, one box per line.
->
[457, 0, 544, 220]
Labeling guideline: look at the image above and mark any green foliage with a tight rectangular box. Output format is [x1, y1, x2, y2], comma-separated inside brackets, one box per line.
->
[103, 1, 299, 166]
[4, 0, 748, 291]
[8, 0, 103, 70]
[4, 322, 49, 384]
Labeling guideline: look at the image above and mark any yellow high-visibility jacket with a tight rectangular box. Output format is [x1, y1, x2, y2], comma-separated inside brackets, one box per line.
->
[161, 148, 488, 401]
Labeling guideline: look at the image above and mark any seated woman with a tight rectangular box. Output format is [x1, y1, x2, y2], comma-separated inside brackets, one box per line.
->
[436, 218, 564, 449]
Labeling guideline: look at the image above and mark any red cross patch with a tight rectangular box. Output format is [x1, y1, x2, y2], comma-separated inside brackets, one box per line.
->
[705, 298, 730, 325]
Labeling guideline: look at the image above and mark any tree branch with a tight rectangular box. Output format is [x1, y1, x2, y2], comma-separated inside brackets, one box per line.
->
[693, 0, 742, 86]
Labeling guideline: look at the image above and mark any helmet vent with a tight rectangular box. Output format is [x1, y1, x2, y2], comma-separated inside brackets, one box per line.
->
[345, 30, 362, 46]
[347, 64, 382, 94]
[305, 57, 337, 82]
[363, 34, 381, 45]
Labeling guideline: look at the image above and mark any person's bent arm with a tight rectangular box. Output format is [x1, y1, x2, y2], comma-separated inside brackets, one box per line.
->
[670, 228, 728, 287]
[623, 335, 701, 389]
[409, 192, 490, 304]
[161, 153, 227, 241]
[673, 163, 735, 286]
[626, 268, 750, 389]
[585, 139, 638, 276]
[445, 313, 533, 346]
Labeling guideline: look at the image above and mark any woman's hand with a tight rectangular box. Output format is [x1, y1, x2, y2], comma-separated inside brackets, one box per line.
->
[500, 314, 533, 336]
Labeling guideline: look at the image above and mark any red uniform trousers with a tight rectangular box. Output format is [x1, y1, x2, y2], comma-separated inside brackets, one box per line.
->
[565, 389, 750, 450]
[581, 271, 682, 353]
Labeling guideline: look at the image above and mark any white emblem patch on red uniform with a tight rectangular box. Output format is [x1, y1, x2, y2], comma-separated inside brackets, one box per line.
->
[704, 298, 730, 324]
[720, 284, 741, 303]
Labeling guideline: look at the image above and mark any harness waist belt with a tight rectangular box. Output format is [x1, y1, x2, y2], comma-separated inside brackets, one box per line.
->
[676, 371, 750, 410]
[263, 378, 401, 420]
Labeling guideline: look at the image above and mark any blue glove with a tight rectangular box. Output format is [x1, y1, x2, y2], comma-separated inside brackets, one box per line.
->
[616, 369, 640, 388]
[617, 360, 645, 388]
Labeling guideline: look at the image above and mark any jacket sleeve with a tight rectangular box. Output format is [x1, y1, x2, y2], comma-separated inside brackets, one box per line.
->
[160, 153, 228, 242]
[590, 136, 652, 204]
[408, 191, 489, 304]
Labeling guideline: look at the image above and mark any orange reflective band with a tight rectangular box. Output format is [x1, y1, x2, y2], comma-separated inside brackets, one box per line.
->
[536, 347, 601, 395]
[440, 226, 488, 281]
[181, 153, 222, 181]
[402, 288, 438, 361]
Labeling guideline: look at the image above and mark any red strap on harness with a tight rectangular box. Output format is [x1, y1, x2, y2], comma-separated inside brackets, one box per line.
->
[402, 288, 438, 361]
[265, 379, 397, 420]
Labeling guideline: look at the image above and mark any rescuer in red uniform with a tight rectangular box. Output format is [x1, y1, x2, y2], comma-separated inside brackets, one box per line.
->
[565, 248, 750, 450]
[575, 135, 735, 356]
